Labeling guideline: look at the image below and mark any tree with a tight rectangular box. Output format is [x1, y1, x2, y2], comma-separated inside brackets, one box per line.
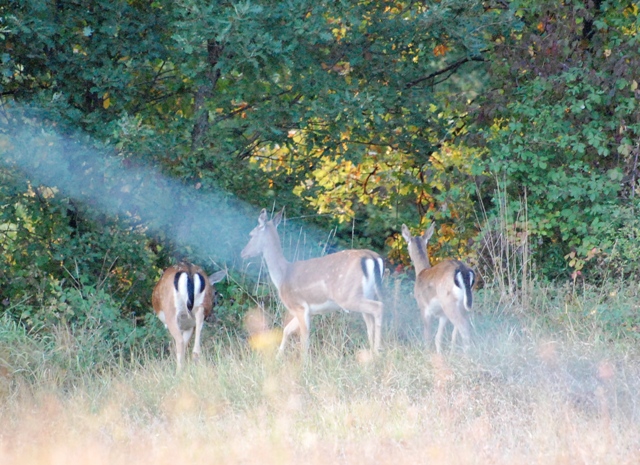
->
[475, 0, 640, 277]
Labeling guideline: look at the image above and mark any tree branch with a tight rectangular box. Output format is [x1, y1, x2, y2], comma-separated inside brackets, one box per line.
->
[405, 56, 486, 89]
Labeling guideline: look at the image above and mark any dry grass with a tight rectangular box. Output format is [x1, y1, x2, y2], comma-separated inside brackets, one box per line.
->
[1, 295, 639, 465]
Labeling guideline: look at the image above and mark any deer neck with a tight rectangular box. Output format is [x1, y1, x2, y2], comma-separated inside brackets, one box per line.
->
[261, 226, 290, 289]
[411, 246, 432, 276]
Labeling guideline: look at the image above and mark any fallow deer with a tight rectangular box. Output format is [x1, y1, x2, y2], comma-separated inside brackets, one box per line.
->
[241, 208, 385, 356]
[401, 223, 475, 353]
[152, 262, 227, 370]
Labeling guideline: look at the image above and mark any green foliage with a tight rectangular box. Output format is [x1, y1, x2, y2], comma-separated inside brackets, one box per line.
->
[2, 0, 517, 250]
[0, 167, 159, 321]
[476, 0, 640, 278]
[1, 0, 640, 358]
[597, 208, 640, 281]
[207, 272, 257, 340]
[243, 0, 514, 249]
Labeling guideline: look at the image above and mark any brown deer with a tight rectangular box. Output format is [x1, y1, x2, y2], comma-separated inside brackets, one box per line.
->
[402, 224, 475, 353]
[152, 263, 226, 370]
[241, 208, 384, 356]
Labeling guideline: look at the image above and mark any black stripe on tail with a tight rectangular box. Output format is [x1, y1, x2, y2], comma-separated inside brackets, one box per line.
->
[174, 271, 196, 312]
[361, 256, 384, 300]
[454, 264, 475, 310]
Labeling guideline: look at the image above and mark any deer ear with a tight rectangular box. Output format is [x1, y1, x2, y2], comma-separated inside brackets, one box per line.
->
[208, 270, 227, 285]
[423, 223, 435, 243]
[258, 208, 268, 226]
[401, 224, 412, 243]
[273, 207, 284, 228]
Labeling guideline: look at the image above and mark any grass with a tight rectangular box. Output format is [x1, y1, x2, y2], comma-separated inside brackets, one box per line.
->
[1, 279, 640, 464]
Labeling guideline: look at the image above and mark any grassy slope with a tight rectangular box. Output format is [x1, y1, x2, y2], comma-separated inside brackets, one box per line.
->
[0, 280, 639, 464]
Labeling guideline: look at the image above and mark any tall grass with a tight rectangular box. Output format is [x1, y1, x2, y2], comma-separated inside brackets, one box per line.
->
[1, 277, 640, 464]
[2, 205, 640, 464]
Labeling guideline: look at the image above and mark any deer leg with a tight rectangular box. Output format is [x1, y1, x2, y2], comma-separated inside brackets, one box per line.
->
[166, 320, 186, 372]
[175, 338, 186, 371]
[182, 326, 194, 360]
[191, 306, 205, 362]
[434, 316, 448, 354]
[422, 310, 434, 349]
[339, 298, 383, 354]
[447, 302, 471, 353]
[451, 326, 459, 353]
[279, 316, 300, 356]
[362, 313, 375, 349]
[373, 303, 383, 354]
[299, 306, 311, 355]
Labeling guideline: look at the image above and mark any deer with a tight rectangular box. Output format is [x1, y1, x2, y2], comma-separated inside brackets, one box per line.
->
[401, 223, 475, 353]
[152, 262, 227, 371]
[241, 208, 385, 357]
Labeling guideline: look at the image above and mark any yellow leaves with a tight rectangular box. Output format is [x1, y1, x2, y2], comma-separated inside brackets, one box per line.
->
[565, 251, 580, 269]
[433, 142, 484, 172]
[383, 3, 405, 15]
[102, 93, 111, 109]
[621, 4, 639, 36]
[292, 183, 306, 197]
[250, 125, 479, 231]
[623, 3, 639, 18]
[565, 247, 601, 271]
[321, 61, 351, 75]
[292, 153, 386, 222]
[332, 25, 348, 42]
[438, 223, 456, 242]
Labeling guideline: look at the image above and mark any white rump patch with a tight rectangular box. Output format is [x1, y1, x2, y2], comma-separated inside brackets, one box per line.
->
[361, 258, 378, 299]
[193, 273, 204, 295]
[174, 272, 189, 315]
[452, 281, 464, 298]
[176, 272, 189, 304]
[193, 273, 207, 308]
[376, 257, 384, 279]
[454, 269, 473, 310]
[454, 270, 465, 290]
[453, 270, 465, 303]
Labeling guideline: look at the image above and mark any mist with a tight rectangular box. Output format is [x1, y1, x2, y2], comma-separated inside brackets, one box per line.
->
[0, 108, 330, 275]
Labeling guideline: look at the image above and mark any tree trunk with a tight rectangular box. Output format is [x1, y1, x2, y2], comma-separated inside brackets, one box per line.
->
[191, 40, 223, 151]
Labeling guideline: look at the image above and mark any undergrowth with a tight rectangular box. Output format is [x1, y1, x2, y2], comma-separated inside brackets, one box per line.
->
[1, 284, 639, 465]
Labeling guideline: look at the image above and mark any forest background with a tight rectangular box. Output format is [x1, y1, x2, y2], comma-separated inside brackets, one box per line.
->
[1, 0, 640, 356]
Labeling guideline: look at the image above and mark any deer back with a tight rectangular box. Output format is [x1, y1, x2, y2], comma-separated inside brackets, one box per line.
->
[280, 249, 383, 307]
[415, 259, 474, 311]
